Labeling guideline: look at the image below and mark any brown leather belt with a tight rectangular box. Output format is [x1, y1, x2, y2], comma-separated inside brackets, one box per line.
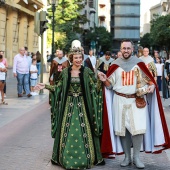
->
[114, 91, 136, 98]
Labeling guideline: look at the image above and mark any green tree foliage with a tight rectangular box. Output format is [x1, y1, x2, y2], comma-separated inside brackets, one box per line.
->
[140, 33, 151, 49]
[150, 14, 170, 49]
[85, 27, 113, 52]
[47, 0, 88, 51]
[47, 29, 67, 50]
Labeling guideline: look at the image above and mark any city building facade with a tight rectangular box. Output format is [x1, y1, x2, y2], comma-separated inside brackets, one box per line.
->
[0, 0, 43, 67]
[98, 0, 111, 32]
[111, 0, 140, 52]
[150, 3, 162, 20]
[81, 0, 98, 31]
[141, 0, 170, 36]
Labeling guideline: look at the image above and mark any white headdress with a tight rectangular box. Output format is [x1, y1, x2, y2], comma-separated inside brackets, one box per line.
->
[69, 40, 83, 55]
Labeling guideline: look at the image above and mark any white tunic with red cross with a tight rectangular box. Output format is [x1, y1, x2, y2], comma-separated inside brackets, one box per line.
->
[107, 65, 148, 136]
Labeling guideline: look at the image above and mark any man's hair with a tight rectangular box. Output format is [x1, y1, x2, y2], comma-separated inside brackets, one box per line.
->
[0, 55, 3, 59]
[121, 39, 134, 46]
[105, 51, 111, 56]
[58, 50, 63, 55]
[117, 51, 122, 54]
[24, 46, 28, 51]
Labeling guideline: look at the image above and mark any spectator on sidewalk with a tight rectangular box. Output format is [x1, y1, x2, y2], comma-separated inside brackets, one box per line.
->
[13, 47, 32, 97]
[30, 59, 38, 96]
[84, 49, 96, 72]
[155, 57, 164, 91]
[25, 47, 32, 92]
[25, 47, 32, 68]
[81, 47, 88, 61]
[117, 51, 123, 59]
[36, 51, 42, 76]
[0, 50, 8, 98]
[46, 51, 51, 73]
[162, 55, 170, 100]
[31, 53, 37, 60]
[0, 54, 8, 104]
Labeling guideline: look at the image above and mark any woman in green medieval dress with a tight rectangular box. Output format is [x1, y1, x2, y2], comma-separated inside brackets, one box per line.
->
[35, 47, 104, 169]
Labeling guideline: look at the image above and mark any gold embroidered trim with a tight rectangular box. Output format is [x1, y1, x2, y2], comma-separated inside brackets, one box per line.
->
[115, 104, 146, 136]
[59, 97, 70, 166]
[45, 84, 55, 91]
[81, 98, 95, 165]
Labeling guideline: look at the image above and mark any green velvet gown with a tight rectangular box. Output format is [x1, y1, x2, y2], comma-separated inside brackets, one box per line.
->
[46, 66, 103, 170]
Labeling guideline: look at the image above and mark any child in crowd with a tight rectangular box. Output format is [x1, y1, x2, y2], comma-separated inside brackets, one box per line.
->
[0, 55, 7, 104]
[30, 59, 38, 96]
[31, 53, 37, 60]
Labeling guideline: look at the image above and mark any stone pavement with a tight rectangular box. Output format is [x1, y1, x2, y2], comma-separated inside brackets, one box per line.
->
[0, 69, 170, 170]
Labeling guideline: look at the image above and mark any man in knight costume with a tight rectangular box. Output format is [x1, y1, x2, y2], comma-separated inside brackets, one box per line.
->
[97, 51, 114, 74]
[140, 48, 157, 80]
[50, 50, 70, 85]
[98, 40, 170, 169]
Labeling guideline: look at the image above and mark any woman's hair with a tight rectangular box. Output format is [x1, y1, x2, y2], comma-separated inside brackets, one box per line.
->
[69, 53, 84, 63]
[0, 55, 3, 59]
[68, 47, 84, 63]
[31, 53, 36, 58]
[156, 57, 162, 63]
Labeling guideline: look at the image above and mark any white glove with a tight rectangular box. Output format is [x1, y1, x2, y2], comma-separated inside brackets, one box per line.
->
[147, 85, 155, 93]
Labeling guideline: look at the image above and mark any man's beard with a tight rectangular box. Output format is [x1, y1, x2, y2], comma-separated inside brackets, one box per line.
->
[122, 53, 131, 59]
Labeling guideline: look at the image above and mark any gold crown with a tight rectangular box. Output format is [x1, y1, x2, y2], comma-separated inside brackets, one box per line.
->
[69, 47, 83, 55]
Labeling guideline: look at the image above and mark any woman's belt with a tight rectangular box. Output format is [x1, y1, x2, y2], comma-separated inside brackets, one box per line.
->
[114, 91, 136, 98]
[68, 92, 82, 97]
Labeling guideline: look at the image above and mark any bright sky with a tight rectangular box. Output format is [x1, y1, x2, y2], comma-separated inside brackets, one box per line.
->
[140, 0, 161, 31]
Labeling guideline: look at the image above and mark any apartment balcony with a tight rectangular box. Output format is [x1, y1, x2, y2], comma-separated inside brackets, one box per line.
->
[99, 0, 106, 8]
[161, 0, 168, 6]
[161, 11, 168, 15]
[98, 10, 106, 20]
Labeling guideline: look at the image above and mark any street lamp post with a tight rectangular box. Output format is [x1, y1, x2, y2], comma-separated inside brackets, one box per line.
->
[49, 0, 58, 61]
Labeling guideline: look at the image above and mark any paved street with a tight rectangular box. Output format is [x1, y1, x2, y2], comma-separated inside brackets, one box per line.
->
[0, 69, 170, 170]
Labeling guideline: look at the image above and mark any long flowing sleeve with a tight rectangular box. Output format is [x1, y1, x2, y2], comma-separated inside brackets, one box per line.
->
[46, 79, 63, 138]
[86, 69, 103, 136]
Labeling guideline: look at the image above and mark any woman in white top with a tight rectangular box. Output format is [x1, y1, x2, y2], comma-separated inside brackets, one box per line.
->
[0, 54, 8, 104]
[155, 57, 164, 91]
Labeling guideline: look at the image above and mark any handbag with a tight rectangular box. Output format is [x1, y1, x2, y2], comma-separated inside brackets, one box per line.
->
[135, 96, 146, 108]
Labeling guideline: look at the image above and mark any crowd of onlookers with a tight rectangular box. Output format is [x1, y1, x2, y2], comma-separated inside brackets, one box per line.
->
[12, 47, 42, 98]
[0, 45, 170, 105]
[0, 47, 43, 104]
[138, 48, 170, 97]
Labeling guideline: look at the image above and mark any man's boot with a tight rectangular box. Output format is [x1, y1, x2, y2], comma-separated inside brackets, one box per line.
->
[132, 134, 145, 169]
[120, 129, 132, 167]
